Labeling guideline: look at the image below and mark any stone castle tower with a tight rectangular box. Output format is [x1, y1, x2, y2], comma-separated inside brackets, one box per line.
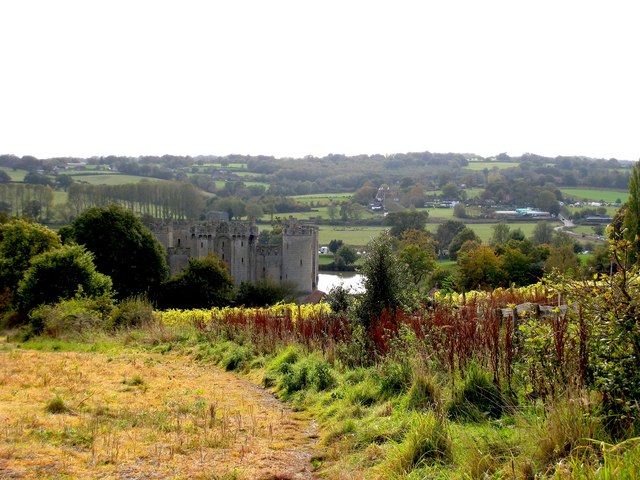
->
[151, 220, 318, 293]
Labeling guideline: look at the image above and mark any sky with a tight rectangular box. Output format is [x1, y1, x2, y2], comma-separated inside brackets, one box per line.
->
[1, 1, 638, 161]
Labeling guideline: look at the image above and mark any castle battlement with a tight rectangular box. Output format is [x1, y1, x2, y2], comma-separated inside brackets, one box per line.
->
[151, 220, 318, 293]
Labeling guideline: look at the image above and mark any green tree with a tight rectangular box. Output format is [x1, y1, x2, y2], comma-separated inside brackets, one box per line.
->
[624, 160, 640, 262]
[441, 182, 461, 200]
[0, 219, 61, 297]
[489, 223, 511, 247]
[397, 229, 436, 288]
[544, 244, 579, 275]
[383, 210, 428, 238]
[328, 239, 344, 254]
[457, 244, 504, 290]
[357, 232, 413, 329]
[60, 204, 168, 299]
[435, 220, 465, 256]
[448, 227, 479, 260]
[532, 221, 554, 245]
[18, 244, 112, 313]
[158, 256, 234, 309]
[336, 245, 358, 266]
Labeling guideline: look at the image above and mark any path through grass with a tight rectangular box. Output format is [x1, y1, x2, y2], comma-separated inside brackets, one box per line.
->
[0, 341, 318, 479]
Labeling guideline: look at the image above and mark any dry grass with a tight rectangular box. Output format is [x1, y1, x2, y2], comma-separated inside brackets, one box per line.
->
[0, 341, 318, 479]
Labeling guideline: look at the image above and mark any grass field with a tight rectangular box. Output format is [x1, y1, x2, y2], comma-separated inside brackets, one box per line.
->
[0, 167, 28, 182]
[70, 174, 168, 186]
[561, 188, 628, 204]
[465, 161, 520, 170]
[0, 341, 315, 479]
[318, 226, 387, 246]
[317, 221, 548, 246]
[291, 193, 353, 205]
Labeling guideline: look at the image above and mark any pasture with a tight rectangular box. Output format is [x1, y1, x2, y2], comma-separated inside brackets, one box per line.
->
[561, 188, 628, 204]
[464, 161, 520, 170]
[0, 167, 28, 182]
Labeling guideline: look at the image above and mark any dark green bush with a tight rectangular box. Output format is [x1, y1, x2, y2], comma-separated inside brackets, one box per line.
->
[110, 296, 155, 329]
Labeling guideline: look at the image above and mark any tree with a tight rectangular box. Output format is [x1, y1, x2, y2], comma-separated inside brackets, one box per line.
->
[453, 203, 467, 218]
[157, 256, 234, 309]
[18, 245, 113, 313]
[357, 231, 413, 328]
[0, 170, 10, 183]
[327, 202, 338, 221]
[328, 239, 344, 254]
[436, 220, 465, 256]
[441, 182, 461, 200]
[532, 221, 554, 245]
[536, 190, 560, 216]
[624, 160, 640, 262]
[489, 223, 511, 247]
[448, 227, 480, 260]
[336, 245, 358, 266]
[544, 244, 580, 275]
[457, 244, 504, 290]
[0, 219, 61, 297]
[383, 210, 428, 238]
[60, 204, 168, 299]
[397, 229, 437, 288]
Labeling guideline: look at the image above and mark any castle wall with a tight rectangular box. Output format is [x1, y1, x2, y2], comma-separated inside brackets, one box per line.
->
[151, 220, 318, 293]
[282, 224, 318, 292]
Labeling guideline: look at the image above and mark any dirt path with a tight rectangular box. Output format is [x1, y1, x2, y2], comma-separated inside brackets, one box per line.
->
[0, 345, 319, 479]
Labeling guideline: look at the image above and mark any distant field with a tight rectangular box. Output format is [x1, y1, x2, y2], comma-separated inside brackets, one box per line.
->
[464, 188, 485, 199]
[287, 206, 379, 221]
[465, 161, 519, 170]
[318, 226, 387, 246]
[561, 188, 628, 204]
[0, 167, 27, 181]
[71, 174, 167, 186]
[291, 193, 353, 205]
[565, 205, 619, 217]
[52, 191, 67, 205]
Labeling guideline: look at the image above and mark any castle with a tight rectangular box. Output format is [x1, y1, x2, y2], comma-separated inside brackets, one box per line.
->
[151, 220, 319, 294]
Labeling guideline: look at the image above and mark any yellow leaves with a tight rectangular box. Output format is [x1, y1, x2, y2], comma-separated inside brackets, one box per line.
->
[158, 303, 332, 327]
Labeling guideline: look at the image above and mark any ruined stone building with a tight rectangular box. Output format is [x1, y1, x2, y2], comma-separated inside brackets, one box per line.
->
[151, 220, 319, 293]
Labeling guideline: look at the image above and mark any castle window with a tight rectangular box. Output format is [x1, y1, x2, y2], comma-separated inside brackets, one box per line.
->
[241, 257, 244, 263]
[177, 239, 180, 247]
[222, 241, 225, 248]
[201, 242, 203, 248]
[300, 259, 303, 266]
[222, 253, 225, 260]
[241, 241, 244, 247]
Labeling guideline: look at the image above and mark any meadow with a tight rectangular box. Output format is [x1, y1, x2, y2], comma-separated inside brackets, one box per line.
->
[464, 161, 520, 170]
[560, 188, 628, 204]
[4, 281, 638, 479]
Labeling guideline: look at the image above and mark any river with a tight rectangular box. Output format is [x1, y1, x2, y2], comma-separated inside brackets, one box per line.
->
[317, 272, 364, 293]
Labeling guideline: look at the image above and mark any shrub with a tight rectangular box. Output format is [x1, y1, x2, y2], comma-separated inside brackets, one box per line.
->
[220, 344, 252, 371]
[110, 296, 155, 329]
[29, 295, 113, 336]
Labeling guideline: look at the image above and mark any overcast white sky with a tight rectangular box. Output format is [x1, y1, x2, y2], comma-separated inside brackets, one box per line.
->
[1, 1, 638, 160]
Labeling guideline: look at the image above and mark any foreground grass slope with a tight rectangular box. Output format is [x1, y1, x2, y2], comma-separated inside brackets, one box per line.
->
[0, 336, 318, 480]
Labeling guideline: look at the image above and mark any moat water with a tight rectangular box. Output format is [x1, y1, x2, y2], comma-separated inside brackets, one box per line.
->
[317, 273, 364, 293]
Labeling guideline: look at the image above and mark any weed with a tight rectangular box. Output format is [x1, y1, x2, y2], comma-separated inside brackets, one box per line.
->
[448, 363, 508, 421]
[378, 359, 413, 398]
[122, 375, 145, 387]
[45, 396, 70, 414]
[376, 412, 452, 477]
[404, 372, 441, 412]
